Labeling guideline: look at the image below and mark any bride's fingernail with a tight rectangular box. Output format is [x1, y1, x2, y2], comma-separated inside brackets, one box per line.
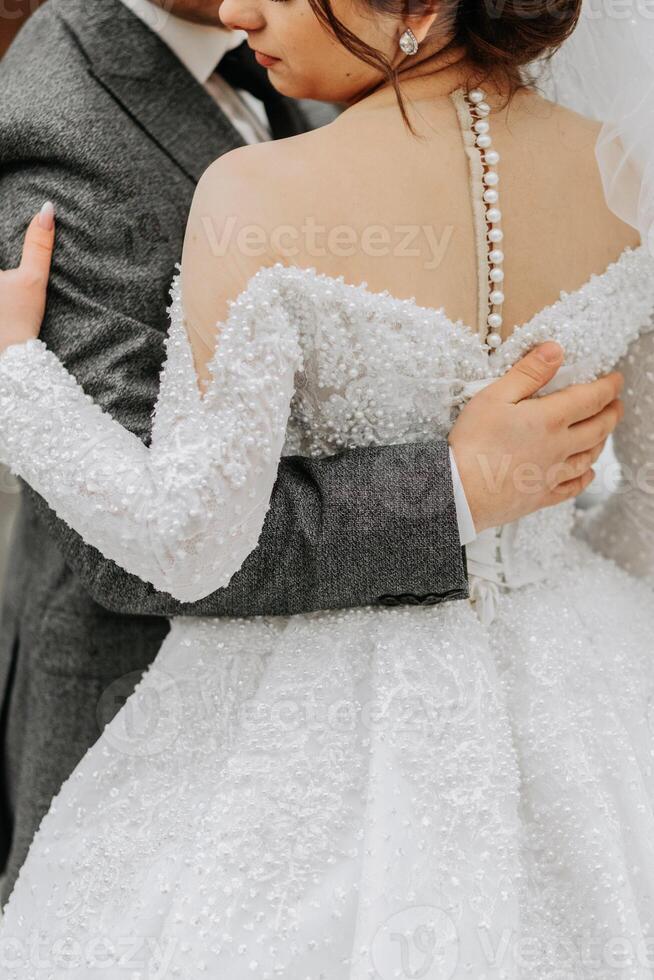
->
[38, 201, 55, 230]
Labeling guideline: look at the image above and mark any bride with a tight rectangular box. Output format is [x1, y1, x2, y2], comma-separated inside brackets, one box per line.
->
[0, 0, 654, 974]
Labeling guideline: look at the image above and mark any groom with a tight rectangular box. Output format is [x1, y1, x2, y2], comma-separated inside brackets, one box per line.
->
[0, 0, 620, 901]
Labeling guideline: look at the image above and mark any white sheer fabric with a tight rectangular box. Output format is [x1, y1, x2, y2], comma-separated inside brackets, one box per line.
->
[538, 0, 654, 252]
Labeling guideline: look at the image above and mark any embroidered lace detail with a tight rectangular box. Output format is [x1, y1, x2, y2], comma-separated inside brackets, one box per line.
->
[271, 247, 654, 457]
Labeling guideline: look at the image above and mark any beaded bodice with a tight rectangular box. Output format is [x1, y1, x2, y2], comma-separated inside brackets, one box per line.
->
[276, 247, 654, 460]
[260, 242, 654, 618]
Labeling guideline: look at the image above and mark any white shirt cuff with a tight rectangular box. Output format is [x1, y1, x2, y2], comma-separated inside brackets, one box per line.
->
[448, 446, 477, 547]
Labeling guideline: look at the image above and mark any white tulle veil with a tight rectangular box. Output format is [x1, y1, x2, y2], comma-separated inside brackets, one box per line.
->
[535, 0, 654, 254]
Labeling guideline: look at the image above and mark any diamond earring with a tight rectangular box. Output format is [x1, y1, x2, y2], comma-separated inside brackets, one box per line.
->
[399, 27, 419, 56]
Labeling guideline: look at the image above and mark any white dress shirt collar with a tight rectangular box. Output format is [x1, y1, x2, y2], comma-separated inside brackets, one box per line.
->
[117, 0, 246, 84]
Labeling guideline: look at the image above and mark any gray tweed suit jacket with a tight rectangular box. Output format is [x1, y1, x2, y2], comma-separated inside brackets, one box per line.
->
[0, 0, 468, 901]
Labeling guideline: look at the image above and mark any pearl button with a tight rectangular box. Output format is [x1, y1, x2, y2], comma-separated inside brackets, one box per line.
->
[465, 87, 508, 355]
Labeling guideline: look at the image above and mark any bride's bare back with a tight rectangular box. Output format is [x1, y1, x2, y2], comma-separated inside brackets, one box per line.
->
[181, 71, 640, 382]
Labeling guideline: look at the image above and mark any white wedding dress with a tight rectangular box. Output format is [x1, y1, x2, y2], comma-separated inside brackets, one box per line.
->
[2, 88, 654, 979]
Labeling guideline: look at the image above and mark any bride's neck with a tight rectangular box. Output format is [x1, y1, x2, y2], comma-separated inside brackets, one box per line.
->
[348, 43, 508, 112]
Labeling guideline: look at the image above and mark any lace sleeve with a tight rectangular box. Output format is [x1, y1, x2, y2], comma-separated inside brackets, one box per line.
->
[575, 320, 654, 583]
[0, 273, 301, 601]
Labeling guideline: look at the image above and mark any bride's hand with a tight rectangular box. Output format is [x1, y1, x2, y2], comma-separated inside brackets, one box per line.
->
[0, 202, 55, 353]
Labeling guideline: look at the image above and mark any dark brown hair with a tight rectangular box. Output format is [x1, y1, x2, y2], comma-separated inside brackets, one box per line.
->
[308, 0, 583, 122]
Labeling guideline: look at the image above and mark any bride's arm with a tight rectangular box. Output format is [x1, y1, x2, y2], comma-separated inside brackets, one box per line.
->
[0, 206, 301, 602]
[575, 321, 654, 582]
[0, 163, 468, 619]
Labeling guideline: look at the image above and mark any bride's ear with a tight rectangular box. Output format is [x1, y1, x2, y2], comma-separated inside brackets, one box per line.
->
[402, 5, 440, 46]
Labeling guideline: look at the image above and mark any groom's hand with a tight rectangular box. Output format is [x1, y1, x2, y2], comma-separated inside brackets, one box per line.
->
[449, 341, 624, 533]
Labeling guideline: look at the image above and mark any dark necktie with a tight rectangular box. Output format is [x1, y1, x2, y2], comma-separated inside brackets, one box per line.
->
[216, 41, 308, 140]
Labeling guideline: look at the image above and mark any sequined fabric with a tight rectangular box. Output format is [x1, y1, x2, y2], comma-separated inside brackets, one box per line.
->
[1, 252, 654, 978]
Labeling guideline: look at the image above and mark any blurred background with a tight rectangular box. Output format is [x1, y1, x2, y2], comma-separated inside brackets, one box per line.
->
[0, 1, 44, 57]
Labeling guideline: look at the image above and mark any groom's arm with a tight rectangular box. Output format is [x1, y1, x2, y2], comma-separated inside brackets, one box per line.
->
[36, 441, 469, 617]
[0, 183, 468, 620]
[26, 266, 468, 616]
[22, 294, 468, 616]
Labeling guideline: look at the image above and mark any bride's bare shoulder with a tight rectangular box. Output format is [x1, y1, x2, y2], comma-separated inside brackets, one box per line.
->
[515, 89, 641, 253]
[196, 125, 337, 214]
[180, 131, 336, 337]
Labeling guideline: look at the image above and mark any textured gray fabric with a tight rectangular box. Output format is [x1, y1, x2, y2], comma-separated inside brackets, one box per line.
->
[0, 0, 468, 901]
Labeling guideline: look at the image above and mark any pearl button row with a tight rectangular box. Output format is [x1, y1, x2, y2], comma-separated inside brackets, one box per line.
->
[465, 88, 505, 351]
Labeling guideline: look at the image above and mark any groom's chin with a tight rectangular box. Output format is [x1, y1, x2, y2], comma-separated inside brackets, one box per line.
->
[150, 0, 226, 27]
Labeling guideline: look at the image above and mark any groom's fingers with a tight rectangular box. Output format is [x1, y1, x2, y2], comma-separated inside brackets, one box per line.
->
[567, 398, 624, 455]
[542, 371, 624, 427]
[547, 438, 606, 490]
[20, 203, 55, 283]
[490, 342, 564, 403]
